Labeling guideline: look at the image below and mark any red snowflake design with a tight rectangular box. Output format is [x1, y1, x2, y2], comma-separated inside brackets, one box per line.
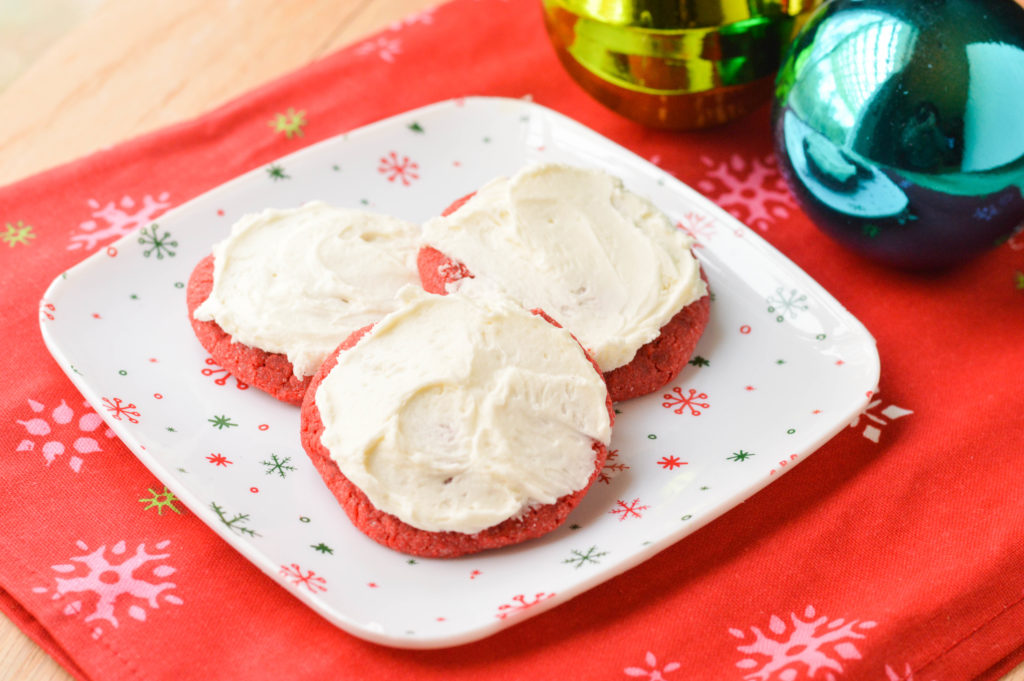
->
[279, 563, 327, 594]
[15, 398, 114, 473]
[206, 453, 233, 467]
[201, 357, 249, 390]
[657, 456, 687, 470]
[495, 592, 554, 619]
[597, 449, 630, 484]
[609, 498, 649, 521]
[102, 397, 140, 424]
[378, 151, 420, 186]
[662, 387, 710, 416]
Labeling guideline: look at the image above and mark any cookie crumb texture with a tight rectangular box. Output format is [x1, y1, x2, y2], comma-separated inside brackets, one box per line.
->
[187, 255, 310, 404]
[300, 323, 612, 558]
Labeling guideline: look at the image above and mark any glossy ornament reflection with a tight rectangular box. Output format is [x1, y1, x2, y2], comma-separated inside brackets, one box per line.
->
[543, 0, 822, 129]
[772, 0, 1024, 269]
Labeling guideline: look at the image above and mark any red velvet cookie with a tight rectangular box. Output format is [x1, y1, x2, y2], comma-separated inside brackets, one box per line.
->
[187, 255, 309, 405]
[299, 315, 614, 559]
[419, 193, 711, 402]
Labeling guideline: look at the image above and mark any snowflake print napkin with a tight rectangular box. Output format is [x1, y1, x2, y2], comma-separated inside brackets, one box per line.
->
[3, 1, 1024, 680]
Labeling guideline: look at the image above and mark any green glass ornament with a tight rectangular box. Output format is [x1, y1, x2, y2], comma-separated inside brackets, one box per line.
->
[543, 0, 822, 129]
[772, 0, 1024, 269]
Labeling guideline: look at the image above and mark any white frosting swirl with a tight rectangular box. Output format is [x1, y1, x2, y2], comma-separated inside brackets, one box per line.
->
[422, 163, 706, 372]
[315, 289, 612, 534]
[193, 202, 421, 378]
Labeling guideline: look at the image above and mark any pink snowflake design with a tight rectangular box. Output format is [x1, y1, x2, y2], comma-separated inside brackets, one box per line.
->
[495, 592, 554, 619]
[15, 398, 114, 473]
[598, 448, 630, 485]
[676, 210, 716, 245]
[848, 394, 912, 443]
[730, 605, 877, 681]
[68, 193, 171, 251]
[102, 396, 140, 424]
[609, 498, 649, 521]
[32, 539, 182, 639]
[885, 662, 934, 681]
[279, 563, 327, 594]
[695, 154, 794, 233]
[625, 651, 682, 680]
[378, 151, 420, 186]
[356, 35, 402, 63]
[389, 7, 436, 29]
[201, 357, 249, 390]
[662, 387, 710, 416]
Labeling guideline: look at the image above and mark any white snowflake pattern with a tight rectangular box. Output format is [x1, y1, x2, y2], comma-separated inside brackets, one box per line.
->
[32, 539, 182, 639]
[696, 154, 794, 233]
[68, 193, 171, 251]
[849, 394, 913, 443]
[15, 398, 114, 473]
[356, 35, 402, 63]
[730, 605, 876, 681]
[625, 651, 682, 680]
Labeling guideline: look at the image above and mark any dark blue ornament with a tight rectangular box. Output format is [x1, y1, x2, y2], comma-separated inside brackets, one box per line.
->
[772, 0, 1024, 268]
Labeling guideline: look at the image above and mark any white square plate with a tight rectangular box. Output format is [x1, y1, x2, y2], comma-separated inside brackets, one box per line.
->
[41, 97, 879, 648]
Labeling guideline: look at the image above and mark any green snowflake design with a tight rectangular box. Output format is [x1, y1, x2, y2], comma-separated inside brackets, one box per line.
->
[727, 450, 755, 462]
[688, 355, 710, 367]
[261, 453, 296, 478]
[563, 545, 608, 568]
[138, 486, 181, 515]
[211, 501, 259, 537]
[3, 221, 36, 247]
[269, 108, 307, 138]
[311, 543, 334, 554]
[408, 122, 424, 133]
[138, 223, 178, 259]
[267, 164, 290, 181]
[208, 414, 237, 430]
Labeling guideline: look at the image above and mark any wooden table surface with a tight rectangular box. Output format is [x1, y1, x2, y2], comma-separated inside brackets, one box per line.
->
[2, 1, 1024, 679]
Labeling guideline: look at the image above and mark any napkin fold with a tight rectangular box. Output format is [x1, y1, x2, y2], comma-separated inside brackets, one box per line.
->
[3, 1, 1024, 679]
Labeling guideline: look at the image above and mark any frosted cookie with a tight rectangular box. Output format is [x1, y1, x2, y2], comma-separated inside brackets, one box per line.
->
[187, 201, 421, 404]
[299, 289, 614, 558]
[418, 163, 710, 401]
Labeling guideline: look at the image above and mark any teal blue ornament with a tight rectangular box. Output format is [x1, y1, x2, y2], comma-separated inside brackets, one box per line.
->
[771, 0, 1024, 269]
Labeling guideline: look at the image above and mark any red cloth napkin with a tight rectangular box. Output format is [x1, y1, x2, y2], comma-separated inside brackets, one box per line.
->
[3, 1, 1024, 679]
